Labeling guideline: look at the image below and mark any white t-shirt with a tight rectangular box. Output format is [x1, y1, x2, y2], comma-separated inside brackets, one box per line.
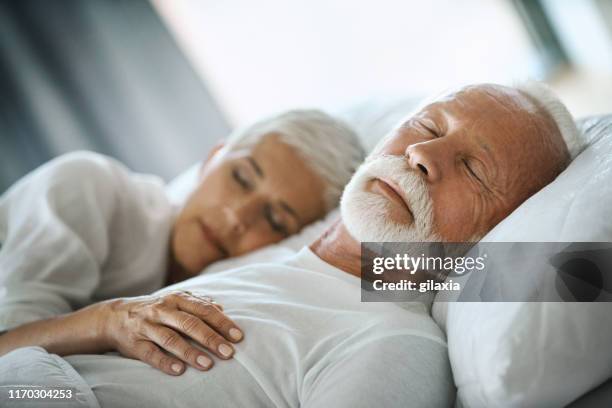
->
[40, 247, 455, 408]
[0, 151, 175, 332]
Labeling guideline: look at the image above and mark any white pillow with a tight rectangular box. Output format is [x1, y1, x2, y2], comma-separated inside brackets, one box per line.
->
[433, 115, 612, 407]
[332, 96, 421, 153]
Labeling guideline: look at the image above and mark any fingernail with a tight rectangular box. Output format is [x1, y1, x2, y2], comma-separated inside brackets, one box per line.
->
[197, 355, 212, 368]
[229, 328, 243, 341]
[218, 343, 233, 358]
[171, 363, 183, 373]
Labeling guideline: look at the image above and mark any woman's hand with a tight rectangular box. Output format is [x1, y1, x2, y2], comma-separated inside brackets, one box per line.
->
[100, 290, 244, 376]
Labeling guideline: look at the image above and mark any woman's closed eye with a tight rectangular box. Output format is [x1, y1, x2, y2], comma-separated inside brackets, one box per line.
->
[232, 167, 252, 190]
[264, 204, 289, 236]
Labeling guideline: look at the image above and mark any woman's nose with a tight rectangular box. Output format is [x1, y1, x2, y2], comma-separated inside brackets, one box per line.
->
[223, 206, 247, 235]
[405, 143, 441, 182]
[223, 197, 262, 235]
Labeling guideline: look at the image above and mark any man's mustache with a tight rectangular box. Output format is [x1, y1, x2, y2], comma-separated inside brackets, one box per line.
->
[365, 155, 431, 222]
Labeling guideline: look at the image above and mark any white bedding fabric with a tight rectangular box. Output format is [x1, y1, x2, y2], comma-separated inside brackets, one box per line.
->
[0, 248, 455, 408]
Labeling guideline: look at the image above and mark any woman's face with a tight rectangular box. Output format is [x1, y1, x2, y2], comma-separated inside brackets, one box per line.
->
[172, 133, 327, 275]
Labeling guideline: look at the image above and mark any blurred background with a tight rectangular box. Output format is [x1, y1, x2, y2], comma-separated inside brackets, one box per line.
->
[1, 0, 611, 193]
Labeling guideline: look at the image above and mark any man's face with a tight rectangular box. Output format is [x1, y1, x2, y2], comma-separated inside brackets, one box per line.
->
[342, 84, 569, 242]
[172, 134, 326, 274]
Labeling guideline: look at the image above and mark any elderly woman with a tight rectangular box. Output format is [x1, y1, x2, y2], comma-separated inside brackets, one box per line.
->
[0, 109, 364, 373]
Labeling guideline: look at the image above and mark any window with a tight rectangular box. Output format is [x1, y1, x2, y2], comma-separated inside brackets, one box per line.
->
[154, 0, 539, 125]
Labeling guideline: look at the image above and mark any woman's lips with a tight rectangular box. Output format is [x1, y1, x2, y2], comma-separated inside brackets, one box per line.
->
[197, 219, 228, 256]
[370, 178, 414, 219]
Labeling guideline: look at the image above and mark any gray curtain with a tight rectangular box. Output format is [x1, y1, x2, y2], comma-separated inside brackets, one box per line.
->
[0, 0, 230, 193]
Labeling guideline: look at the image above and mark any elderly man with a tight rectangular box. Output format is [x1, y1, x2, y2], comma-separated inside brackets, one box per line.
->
[0, 83, 580, 408]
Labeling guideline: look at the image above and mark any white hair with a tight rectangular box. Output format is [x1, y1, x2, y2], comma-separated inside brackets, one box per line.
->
[225, 109, 365, 211]
[340, 155, 438, 243]
[515, 80, 582, 159]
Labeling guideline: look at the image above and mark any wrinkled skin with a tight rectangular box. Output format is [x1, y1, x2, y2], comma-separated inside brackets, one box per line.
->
[313, 84, 570, 276]
[103, 291, 242, 376]
[0, 290, 246, 377]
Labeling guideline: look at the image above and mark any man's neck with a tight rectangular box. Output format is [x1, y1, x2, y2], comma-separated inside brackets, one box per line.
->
[309, 220, 362, 278]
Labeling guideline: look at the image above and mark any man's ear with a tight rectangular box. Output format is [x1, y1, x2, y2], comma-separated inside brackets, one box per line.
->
[199, 140, 225, 177]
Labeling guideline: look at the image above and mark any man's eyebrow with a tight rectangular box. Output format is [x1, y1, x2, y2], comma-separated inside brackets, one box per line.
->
[280, 201, 300, 225]
[247, 157, 264, 178]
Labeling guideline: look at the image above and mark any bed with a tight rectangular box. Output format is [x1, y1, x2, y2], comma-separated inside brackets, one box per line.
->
[1, 99, 611, 408]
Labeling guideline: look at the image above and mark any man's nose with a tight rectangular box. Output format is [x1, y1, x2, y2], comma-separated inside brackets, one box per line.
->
[405, 142, 441, 182]
[223, 197, 263, 235]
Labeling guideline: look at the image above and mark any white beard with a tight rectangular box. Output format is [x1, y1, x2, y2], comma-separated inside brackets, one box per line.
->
[340, 155, 438, 242]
